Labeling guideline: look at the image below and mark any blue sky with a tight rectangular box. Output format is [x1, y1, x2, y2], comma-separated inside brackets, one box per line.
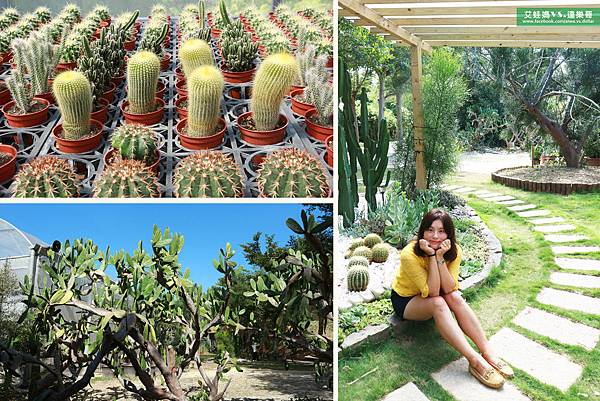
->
[1, 203, 307, 287]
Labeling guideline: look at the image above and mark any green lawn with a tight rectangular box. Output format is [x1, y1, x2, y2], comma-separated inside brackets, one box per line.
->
[338, 176, 600, 401]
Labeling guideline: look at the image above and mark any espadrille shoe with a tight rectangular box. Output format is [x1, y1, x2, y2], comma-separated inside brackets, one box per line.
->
[468, 364, 505, 389]
[486, 356, 514, 379]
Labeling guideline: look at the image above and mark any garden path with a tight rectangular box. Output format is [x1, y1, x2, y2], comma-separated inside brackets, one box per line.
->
[379, 184, 600, 401]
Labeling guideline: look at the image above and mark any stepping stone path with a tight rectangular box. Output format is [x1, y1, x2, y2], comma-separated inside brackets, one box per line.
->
[555, 257, 600, 271]
[381, 382, 430, 401]
[455, 187, 476, 193]
[550, 272, 600, 288]
[517, 209, 551, 218]
[544, 234, 588, 243]
[529, 216, 566, 225]
[497, 199, 525, 205]
[508, 204, 537, 211]
[534, 224, 576, 233]
[486, 195, 515, 202]
[552, 245, 600, 254]
[537, 288, 600, 315]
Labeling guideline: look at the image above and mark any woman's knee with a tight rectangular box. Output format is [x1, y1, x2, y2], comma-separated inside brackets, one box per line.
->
[429, 296, 449, 315]
[442, 291, 464, 309]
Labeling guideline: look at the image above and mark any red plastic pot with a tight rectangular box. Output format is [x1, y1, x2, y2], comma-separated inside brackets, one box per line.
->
[237, 111, 287, 146]
[0, 86, 11, 106]
[0, 144, 17, 184]
[221, 66, 256, 84]
[326, 56, 333, 68]
[290, 89, 314, 116]
[55, 61, 77, 73]
[34, 90, 55, 105]
[124, 37, 137, 51]
[175, 79, 188, 97]
[305, 108, 333, 142]
[101, 82, 117, 104]
[156, 81, 166, 99]
[111, 72, 126, 86]
[2, 98, 50, 128]
[211, 27, 221, 38]
[175, 96, 188, 119]
[288, 84, 304, 96]
[176, 118, 226, 150]
[91, 98, 110, 125]
[228, 87, 252, 100]
[121, 98, 165, 125]
[104, 148, 160, 175]
[325, 135, 333, 168]
[160, 53, 171, 71]
[0, 52, 12, 64]
[175, 66, 185, 82]
[52, 119, 104, 154]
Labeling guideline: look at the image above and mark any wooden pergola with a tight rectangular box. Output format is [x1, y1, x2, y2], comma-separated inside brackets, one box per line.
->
[338, 0, 600, 188]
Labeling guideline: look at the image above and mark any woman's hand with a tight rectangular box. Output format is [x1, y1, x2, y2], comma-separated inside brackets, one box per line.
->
[436, 239, 451, 257]
[419, 239, 435, 256]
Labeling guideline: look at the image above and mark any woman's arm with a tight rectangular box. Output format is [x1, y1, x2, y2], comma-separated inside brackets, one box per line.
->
[437, 240, 457, 294]
[426, 254, 441, 297]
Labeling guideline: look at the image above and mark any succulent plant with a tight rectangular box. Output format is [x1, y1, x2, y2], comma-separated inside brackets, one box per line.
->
[127, 51, 160, 114]
[187, 65, 224, 136]
[93, 159, 158, 198]
[347, 266, 369, 292]
[348, 238, 365, 251]
[11, 156, 80, 198]
[348, 256, 369, 269]
[180, 0, 211, 42]
[139, 23, 168, 57]
[371, 243, 389, 263]
[0, 8, 19, 30]
[63, 4, 81, 22]
[92, 5, 110, 22]
[180, 39, 214, 78]
[53, 71, 93, 140]
[364, 233, 383, 248]
[352, 246, 373, 262]
[33, 7, 51, 24]
[220, 21, 258, 72]
[59, 35, 84, 63]
[111, 124, 158, 164]
[303, 66, 332, 126]
[77, 36, 111, 109]
[257, 148, 329, 198]
[173, 152, 244, 198]
[251, 53, 299, 131]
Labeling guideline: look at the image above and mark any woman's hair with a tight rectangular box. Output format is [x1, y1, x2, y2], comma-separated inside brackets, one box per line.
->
[413, 208, 458, 262]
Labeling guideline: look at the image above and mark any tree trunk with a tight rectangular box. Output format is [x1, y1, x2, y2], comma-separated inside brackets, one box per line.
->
[395, 88, 403, 143]
[378, 72, 385, 122]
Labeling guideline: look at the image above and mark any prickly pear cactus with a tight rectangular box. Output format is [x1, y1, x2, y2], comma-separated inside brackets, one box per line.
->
[111, 124, 158, 164]
[52, 71, 93, 140]
[364, 233, 382, 248]
[352, 246, 372, 262]
[371, 243, 389, 263]
[93, 159, 159, 198]
[347, 266, 369, 292]
[11, 156, 80, 198]
[173, 152, 243, 198]
[257, 148, 329, 198]
[251, 53, 299, 131]
[186, 65, 224, 137]
[179, 39, 214, 78]
[348, 256, 369, 269]
[127, 51, 160, 115]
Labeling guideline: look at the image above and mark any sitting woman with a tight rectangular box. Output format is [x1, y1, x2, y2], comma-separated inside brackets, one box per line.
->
[390, 209, 513, 389]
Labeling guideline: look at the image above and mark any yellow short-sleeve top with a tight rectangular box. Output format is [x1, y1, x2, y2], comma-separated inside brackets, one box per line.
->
[392, 241, 463, 298]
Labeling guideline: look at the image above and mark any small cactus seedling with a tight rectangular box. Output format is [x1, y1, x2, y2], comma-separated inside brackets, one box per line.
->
[257, 148, 329, 198]
[348, 256, 369, 269]
[352, 246, 372, 262]
[11, 156, 80, 198]
[179, 39, 214, 78]
[187, 65, 224, 137]
[347, 266, 369, 292]
[371, 243, 389, 263]
[364, 233, 383, 248]
[173, 152, 243, 198]
[127, 51, 161, 114]
[93, 159, 159, 198]
[52, 71, 93, 140]
[111, 124, 158, 164]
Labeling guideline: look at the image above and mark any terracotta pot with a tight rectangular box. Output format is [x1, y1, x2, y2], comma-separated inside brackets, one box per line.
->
[585, 157, 600, 166]
[124, 37, 137, 51]
[101, 82, 117, 104]
[228, 87, 252, 100]
[52, 119, 104, 154]
[326, 56, 333, 68]
[111, 72, 126, 86]
[56, 61, 76, 73]
[100, 18, 111, 27]
[0, 52, 12, 64]
[156, 81, 166, 99]
[160, 53, 171, 70]
[237, 111, 287, 146]
[104, 148, 160, 174]
[290, 89, 314, 116]
[121, 98, 165, 125]
[305, 108, 333, 142]
[221, 66, 256, 84]
[91, 98, 110, 125]
[325, 135, 333, 167]
[288, 84, 305, 96]
[175, 79, 188, 97]
[175, 66, 185, 82]
[211, 27, 221, 38]
[175, 96, 188, 119]
[2, 98, 50, 128]
[176, 118, 226, 150]
[34, 90, 55, 105]
[0, 86, 11, 106]
[0, 144, 17, 184]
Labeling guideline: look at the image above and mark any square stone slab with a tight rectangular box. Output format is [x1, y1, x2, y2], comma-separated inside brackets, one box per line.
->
[544, 234, 588, 243]
[455, 187, 476, 193]
[508, 204, 537, 211]
[473, 190, 495, 196]
[534, 224, 576, 233]
[529, 217, 566, 225]
[517, 210, 551, 217]
[555, 258, 600, 272]
[478, 192, 502, 199]
[552, 246, 600, 255]
[443, 185, 462, 191]
[381, 382, 430, 401]
[489, 327, 583, 391]
[513, 307, 600, 350]
[432, 358, 531, 401]
[550, 272, 600, 289]
[486, 195, 515, 202]
[497, 199, 525, 205]
[537, 287, 600, 315]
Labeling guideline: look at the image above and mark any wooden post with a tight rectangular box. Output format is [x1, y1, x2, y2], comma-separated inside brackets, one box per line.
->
[411, 45, 426, 189]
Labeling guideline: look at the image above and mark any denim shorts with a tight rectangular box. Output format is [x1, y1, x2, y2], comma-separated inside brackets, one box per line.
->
[391, 290, 416, 320]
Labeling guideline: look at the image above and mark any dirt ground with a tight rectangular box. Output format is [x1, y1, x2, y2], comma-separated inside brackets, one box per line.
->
[499, 165, 600, 183]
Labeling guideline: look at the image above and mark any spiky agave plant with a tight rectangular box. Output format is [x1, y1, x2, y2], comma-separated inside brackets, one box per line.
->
[11, 156, 80, 198]
[173, 152, 243, 198]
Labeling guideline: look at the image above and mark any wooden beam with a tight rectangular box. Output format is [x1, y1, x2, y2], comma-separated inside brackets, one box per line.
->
[410, 45, 426, 190]
[427, 40, 600, 48]
[406, 26, 600, 34]
[377, 16, 518, 25]
[363, 0, 600, 4]
[372, 4, 600, 17]
[339, 0, 433, 53]
[418, 34, 600, 41]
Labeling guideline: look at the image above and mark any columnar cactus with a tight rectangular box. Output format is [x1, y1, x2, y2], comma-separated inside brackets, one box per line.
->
[111, 124, 158, 164]
[348, 256, 369, 269]
[347, 266, 369, 292]
[251, 53, 299, 131]
[220, 21, 258, 72]
[371, 243, 389, 263]
[127, 51, 160, 114]
[364, 233, 383, 248]
[352, 246, 373, 262]
[257, 148, 329, 198]
[139, 23, 168, 57]
[173, 152, 243, 198]
[303, 57, 332, 126]
[180, 39, 214, 78]
[53, 71, 93, 140]
[78, 36, 111, 108]
[187, 65, 224, 137]
[11, 156, 80, 198]
[93, 159, 159, 198]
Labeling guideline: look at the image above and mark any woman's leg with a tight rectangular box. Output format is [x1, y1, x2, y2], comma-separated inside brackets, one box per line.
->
[403, 296, 493, 373]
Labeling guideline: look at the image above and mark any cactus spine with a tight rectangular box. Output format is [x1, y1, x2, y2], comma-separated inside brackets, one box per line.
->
[251, 53, 299, 131]
[173, 152, 243, 198]
[371, 243, 389, 263]
[180, 39, 214, 78]
[348, 256, 369, 269]
[364, 233, 383, 248]
[11, 156, 80, 198]
[53, 71, 93, 140]
[352, 246, 372, 262]
[111, 124, 158, 164]
[127, 51, 160, 114]
[187, 65, 224, 136]
[93, 159, 158, 198]
[347, 266, 369, 292]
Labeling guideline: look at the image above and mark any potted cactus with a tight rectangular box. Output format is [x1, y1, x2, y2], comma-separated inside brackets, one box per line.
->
[56, 34, 83, 72]
[0, 144, 17, 184]
[256, 148, 329, 197]
[179, 38, 214, 79]
[52, 71, 104, 154]
[303, 66, 333, 142]
[78, 35, 113, 124]
[0, 80, 11, 106]
[237, 53, 299, 145]
[93, 159, 159, 198]
[219, 21, 259, 84]
[10, 156, 80, 198]
[176, 65, 226, 150]
[139, 23, 170, 70]
[325, 135, 333, 167]
[106, 124, 160, 173]
[290, 48, 327, 113]
[121, 51, 165, 125]
[173, 152, 244, 198]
